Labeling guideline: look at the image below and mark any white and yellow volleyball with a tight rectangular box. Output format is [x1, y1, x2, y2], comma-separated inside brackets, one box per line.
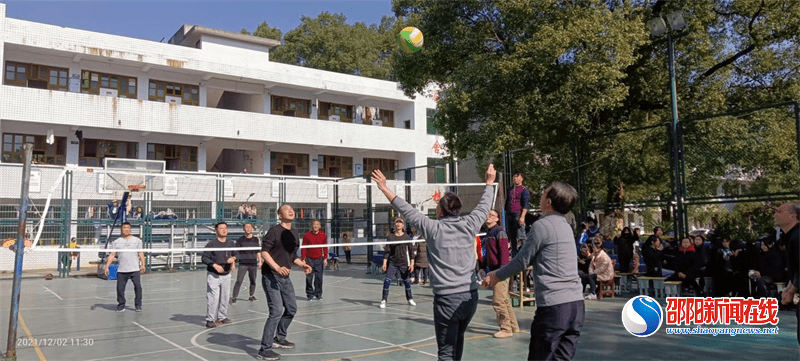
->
[398, 27, 424, 53]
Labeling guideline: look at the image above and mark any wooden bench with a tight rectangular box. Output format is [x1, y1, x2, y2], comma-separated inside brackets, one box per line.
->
[617, 273, 633, 294]
[510, 266, 535, 308]
[664, 281, 682, 298]
[638, 276, 666, 298]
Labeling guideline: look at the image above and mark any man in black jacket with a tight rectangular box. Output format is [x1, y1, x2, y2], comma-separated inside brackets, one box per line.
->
[202, 222, 236, 328]
[232, 222, 261, 304]
[775, 202, 799, 346]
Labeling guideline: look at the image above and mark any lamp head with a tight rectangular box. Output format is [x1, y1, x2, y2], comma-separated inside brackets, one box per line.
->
[647, 17, 667, 37]
[666, 11, 687, 32]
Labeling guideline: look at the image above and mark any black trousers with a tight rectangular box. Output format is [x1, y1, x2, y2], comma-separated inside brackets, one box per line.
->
[305, 258, 324, 298]
[116, 271, 142, 310]
[666, 271, 703, 295]
[344, 250, 352, 264]
[529, 300, 585, 361]
[433, 290, 478, 361]
[506, 212, 521, 253]
[579, 271, 596, 294]
[232, 263, 258, 299]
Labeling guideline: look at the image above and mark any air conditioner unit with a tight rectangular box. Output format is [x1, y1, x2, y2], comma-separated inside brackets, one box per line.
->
[372, 120, 383, 126]
[329, 115, 340, 122]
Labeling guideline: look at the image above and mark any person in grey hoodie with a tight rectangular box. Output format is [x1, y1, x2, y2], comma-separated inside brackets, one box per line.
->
[483, 181, 585, 361]
[371, 164, 496, 361]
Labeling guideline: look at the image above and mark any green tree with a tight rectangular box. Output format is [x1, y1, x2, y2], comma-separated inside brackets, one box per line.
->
[241, 21, 283, 40]
[390, 0, 800, 208]
[269, 12, 396, 80]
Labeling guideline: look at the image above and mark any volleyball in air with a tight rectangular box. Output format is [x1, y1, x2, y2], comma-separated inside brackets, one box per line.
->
[398, 27, 424, 53]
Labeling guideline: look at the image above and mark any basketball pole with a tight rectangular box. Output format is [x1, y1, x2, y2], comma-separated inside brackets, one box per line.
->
[5, 144, 33, 360]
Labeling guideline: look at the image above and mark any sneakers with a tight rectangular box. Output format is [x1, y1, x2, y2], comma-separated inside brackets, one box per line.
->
[249, 295, 257, 302]
[408, 299, 416, 306]
[315, 295, 323, 300]
[216, 318, 232, 325]
[272, 339, 295, 349]
[256, 349, 281, 360]
[230, 298, 237, 305]
[379, 300, 386, 309]
[307, 296, 315, 301]
[494, 330, 514, 338]
[512, 326, 521, 333]
[135, 307, 142, 312]
[585, 294, 597, 300]
[205, 321, 217, 328]
[116, 308, 125, 313]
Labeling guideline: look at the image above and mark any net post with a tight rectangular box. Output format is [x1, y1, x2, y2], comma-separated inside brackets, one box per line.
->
[366, 175, 373, 268]
[333, 180, 340, 256]
[5, 143, 33, 360]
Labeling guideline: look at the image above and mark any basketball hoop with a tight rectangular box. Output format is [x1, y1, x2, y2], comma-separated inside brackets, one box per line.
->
[127, 184, 147, 192]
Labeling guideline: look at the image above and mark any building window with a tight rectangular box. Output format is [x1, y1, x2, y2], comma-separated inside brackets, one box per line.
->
[427, 108, 439, 135]
[79, 139, 139, 167]
[427, 158, 447, 183]
[318, 102, 353, 122]
[81, 71, 137, 98]
[3, 61, 68, 91]
[363, 107, 395, 127]
[147, 143, 197, 171]
[270, 152, 309, 176]
[318, 155, 353, 178]
[2, 133, 66, 165]
[148, 80, 199, 105]
[271, 96, 311, 118]
[364, 158, 397, 180]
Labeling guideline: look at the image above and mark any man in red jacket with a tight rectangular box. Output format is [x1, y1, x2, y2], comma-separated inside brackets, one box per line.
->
[302, 220, 328, 301]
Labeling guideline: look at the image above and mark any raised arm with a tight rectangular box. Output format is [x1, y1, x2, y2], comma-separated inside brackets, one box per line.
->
[372, 170, 437, 233]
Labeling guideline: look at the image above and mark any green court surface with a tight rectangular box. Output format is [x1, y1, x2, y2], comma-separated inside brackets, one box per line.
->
[1, 264, 798, 361]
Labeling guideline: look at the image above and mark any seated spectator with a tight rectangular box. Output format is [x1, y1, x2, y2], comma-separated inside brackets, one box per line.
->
[644, 226, 664, 248]
[131, 206, 144, 220]
[591, 234, 604, 252]
[643, 237, 664, 277]
[236, 203, 250, 219]
[750, 238, 785, 298]
[662, 238, 678, 271]
[577, 244, 595, 297]
[107, 199, 121, 220]
[249, 204, 258, 219]
[693, 235, 709, 288]
[153, 208, 178, 220]
[665, 237, 703, 296]
[586, 242, 614, 300]
[712, 235, 741, 297]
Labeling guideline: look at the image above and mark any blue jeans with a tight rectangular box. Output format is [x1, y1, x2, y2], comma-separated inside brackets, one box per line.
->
[259, 272, 297, 352]
[433, 290, 478, 361]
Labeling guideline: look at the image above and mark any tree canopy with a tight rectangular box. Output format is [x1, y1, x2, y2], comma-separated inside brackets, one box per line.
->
[389, 0, 800, 204]
[245, 13, 397, 80]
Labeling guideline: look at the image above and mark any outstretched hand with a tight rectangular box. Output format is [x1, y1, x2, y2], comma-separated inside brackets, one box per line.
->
[371, 169, 388, 190]
[482, 271, 500, 288]
[485, 164, 496, 185]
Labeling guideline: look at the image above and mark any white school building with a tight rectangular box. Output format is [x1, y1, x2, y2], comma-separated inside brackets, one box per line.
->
[0, 4, 469, 270]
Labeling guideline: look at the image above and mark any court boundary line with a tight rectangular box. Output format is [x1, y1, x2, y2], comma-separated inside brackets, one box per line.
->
[19, 313, 47, 361]
[292, 319, 438, 358]
[42, 286, 63, 300]
[133, 321, 208, 361]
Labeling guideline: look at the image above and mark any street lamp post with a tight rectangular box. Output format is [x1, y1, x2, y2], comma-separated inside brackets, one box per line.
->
[648, 11, 687, 238]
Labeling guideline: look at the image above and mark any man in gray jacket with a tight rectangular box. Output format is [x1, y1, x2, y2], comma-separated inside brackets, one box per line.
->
[483, 181, 585, 361]
[371, 164, 496, 361]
